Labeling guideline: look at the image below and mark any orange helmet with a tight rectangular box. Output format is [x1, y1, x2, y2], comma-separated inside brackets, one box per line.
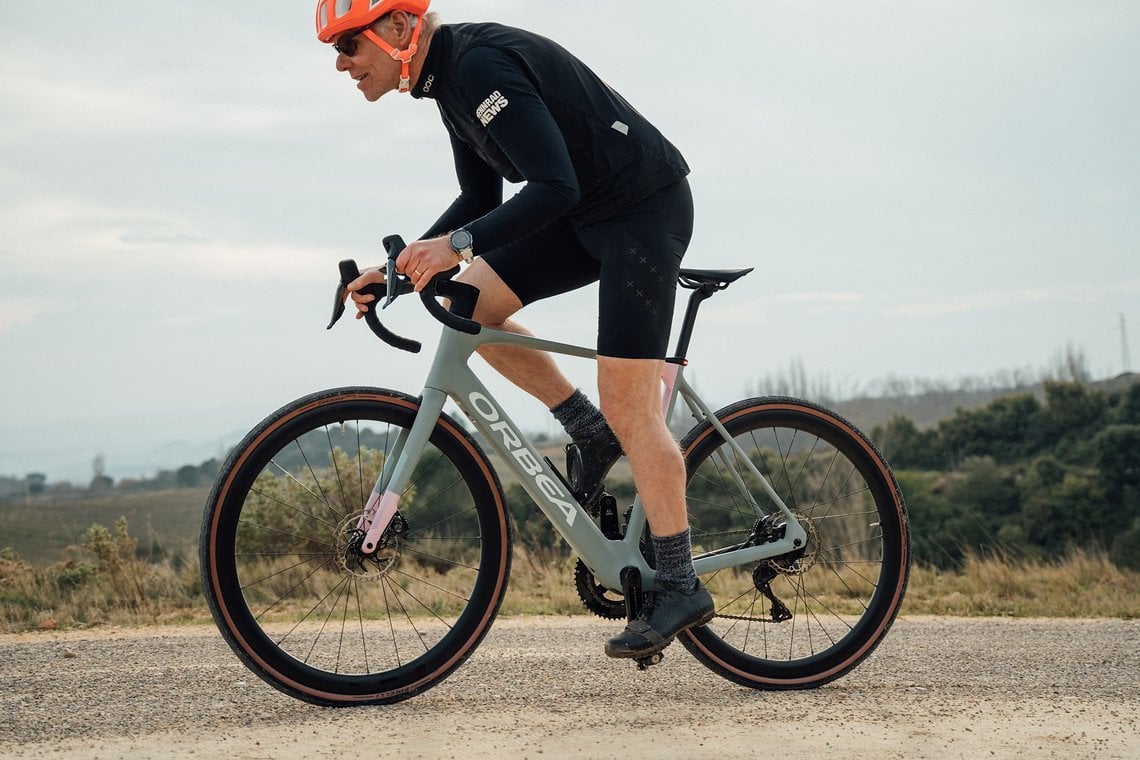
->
[316, 0, 430, 93]
[315, 0, 431, 43]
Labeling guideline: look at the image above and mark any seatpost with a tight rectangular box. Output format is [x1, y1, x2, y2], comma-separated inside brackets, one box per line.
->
[671, 284, 718, 361]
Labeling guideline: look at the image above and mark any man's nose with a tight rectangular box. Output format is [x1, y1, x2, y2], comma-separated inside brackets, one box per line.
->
[335, 53, 350, 71]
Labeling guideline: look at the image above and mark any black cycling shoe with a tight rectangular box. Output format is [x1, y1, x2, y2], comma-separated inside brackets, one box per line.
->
[604, 579, 715, 659]
[566, 426, 623, 503]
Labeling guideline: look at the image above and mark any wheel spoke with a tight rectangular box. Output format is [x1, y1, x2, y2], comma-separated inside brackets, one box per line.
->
[680, 399, 908, 689]
[203, 391, 509, 705]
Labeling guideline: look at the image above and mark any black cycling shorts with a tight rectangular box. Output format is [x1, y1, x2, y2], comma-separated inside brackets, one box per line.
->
[480, 178, 694, 360]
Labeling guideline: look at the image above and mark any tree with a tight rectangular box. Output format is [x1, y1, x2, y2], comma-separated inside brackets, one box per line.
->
[26, 473, 46, 495]
[1042, 381, 1108, 462]
[90, 454, 113, 492]
[1020, 469, 1110, 554]
[1118, 383, 1140, 425]
[872, 415, 942, 470]
[1094, 425, 1140, 494]
[895, 471, 990, 570]
[944, 456, 1020, 519]
[938, 393, 1044, 465]
[1093, 424, 1140, 550]
[176, 465, 200, 489]
[1110, 519, 1140, 571]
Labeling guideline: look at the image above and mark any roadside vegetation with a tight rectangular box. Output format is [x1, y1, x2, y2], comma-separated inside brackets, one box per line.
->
[1, 519, 1136, 634]
[873, 379, 1140, 572]
[3, 371, 1138, 633]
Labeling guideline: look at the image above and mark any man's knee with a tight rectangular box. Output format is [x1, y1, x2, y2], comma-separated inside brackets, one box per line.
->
[456, 259, 522, 326]
[597, 357, 665, 439]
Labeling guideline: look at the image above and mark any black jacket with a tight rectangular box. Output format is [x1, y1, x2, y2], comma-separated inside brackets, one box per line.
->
[412, 22, 689, 253]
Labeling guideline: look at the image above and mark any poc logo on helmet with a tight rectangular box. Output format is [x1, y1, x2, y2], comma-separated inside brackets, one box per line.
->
[476, 90, 510, 126]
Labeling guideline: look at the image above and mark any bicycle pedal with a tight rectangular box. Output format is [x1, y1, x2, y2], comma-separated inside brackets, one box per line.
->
[633, 651, 665, 671]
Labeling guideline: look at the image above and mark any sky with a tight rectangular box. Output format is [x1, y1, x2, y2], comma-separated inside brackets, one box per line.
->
[2, 1, 1138, 484]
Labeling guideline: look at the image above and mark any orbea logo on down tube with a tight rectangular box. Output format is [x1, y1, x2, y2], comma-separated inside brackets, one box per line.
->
[468, 392, 576, 526]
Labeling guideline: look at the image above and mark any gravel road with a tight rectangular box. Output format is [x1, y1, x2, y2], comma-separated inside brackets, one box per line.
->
[1, 616, 1137, 759]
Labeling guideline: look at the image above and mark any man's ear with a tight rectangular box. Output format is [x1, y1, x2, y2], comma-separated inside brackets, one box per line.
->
[388, 10, 415, 44]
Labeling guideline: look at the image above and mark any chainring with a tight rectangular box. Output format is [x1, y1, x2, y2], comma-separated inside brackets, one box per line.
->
[573, 559, 626, 620]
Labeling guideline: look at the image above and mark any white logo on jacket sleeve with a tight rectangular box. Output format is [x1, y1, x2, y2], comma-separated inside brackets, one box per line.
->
[476, 90, 510, 126]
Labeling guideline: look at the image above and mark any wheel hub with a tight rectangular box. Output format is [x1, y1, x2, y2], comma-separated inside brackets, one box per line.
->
[335, 512, 408, 580]
[764, 512, 820, 577]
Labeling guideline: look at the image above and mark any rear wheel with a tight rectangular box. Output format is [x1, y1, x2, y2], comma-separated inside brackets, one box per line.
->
[678, 397, 908, 689]
[200, 387, 511, 706]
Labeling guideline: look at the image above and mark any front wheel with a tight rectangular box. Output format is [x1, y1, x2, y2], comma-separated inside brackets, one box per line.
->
[678, 397, 909, 689]
[200, 388, 511, 706]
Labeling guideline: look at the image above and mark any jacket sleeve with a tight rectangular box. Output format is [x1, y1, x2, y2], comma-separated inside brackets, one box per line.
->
[420, 118, 503, 240]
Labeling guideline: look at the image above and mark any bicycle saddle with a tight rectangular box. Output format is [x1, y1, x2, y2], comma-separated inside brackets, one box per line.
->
[678, 268, 754, 289]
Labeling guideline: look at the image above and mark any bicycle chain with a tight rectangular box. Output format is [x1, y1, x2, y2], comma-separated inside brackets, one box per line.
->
[702, 522, 797, 625]
[698, 528, 752, 539]
[712, 612, 787, 624]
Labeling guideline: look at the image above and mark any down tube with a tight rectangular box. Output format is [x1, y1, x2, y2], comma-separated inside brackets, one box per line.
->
[448, 372, 648, 591]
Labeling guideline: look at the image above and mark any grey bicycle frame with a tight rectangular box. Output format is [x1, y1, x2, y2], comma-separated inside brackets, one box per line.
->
[357, 323, 809, 593]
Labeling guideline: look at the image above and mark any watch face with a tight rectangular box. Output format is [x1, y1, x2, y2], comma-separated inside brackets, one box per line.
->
[450, 229, 473, 251]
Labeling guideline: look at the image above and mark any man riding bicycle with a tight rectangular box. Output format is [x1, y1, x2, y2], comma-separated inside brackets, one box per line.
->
[316, 0, 713, 659]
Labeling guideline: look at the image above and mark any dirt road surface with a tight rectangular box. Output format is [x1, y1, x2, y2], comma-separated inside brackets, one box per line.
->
[1, 616, 1137, 759]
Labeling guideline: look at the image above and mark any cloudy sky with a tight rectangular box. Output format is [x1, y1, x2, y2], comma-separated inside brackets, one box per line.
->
[2, 1, 1137, 483]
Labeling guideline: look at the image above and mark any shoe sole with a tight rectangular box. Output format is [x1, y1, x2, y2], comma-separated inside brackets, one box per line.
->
[603, 607, 715, 660]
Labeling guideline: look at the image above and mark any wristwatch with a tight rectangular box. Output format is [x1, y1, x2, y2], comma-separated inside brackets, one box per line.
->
[448, 228, 475, 263]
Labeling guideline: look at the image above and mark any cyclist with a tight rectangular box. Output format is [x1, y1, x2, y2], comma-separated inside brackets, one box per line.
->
[316, 0, 714, 660]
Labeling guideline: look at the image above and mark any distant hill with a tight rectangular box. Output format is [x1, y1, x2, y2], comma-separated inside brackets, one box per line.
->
[835, 372, 1139, 435]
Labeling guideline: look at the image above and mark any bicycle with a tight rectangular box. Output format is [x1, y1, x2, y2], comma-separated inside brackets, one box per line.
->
[200, 235, 910, 706]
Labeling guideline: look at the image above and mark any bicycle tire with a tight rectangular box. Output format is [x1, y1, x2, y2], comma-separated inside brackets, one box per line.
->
[677, 396, 909, 689]
[200, 387, 511, 706]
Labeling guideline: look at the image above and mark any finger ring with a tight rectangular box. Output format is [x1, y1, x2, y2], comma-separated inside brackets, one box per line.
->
[413, 268, 423, 276]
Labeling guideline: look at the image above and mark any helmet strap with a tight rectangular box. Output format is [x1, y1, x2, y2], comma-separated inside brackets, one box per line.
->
[363, 18, 424, 94]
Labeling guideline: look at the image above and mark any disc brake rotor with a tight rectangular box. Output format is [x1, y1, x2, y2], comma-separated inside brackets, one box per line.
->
[765, 512, 820, 576]
[335, 512, 408, 580]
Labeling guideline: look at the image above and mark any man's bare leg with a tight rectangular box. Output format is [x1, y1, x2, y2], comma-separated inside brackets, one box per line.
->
[457, 259, 575, 407]
[596, 356, 686, 535]
[456, 260, 621, 499]
[598, 355, 714, 659]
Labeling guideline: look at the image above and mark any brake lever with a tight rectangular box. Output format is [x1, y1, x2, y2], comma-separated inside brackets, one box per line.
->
[328, 283, 348, 330]
[383, 251, 401, 309]
[382, 235, 407, 310]
[328, 260, 390, 329]
[327, 260, 363, 330]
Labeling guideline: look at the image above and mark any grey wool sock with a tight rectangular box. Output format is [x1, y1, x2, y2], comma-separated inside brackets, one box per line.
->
[550, 389, 608, 443]
[651, 528, 698, 593]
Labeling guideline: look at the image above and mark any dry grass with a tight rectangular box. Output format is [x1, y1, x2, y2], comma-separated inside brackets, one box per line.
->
[905, 549, 1140, 618]
[0, 550, 207, 632]
[2, 542, 1137, 634]
[499, 551, 592, 617]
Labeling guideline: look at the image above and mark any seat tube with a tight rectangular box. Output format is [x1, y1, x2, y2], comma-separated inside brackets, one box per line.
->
[661, 360, 685, 423]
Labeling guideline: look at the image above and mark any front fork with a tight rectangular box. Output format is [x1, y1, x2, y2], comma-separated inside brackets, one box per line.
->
[353, 389, 449, 556]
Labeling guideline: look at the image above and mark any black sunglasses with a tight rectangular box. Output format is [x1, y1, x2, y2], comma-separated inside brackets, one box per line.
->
[333, 28, 368, 56]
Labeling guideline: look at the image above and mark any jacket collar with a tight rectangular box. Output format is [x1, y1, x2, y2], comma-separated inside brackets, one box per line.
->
[411, 25, 450, 100]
